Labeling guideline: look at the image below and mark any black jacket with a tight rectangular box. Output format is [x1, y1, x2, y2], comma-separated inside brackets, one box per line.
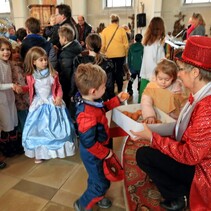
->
[49, 18, 78, 49]
[21, 34, 57, 68]
[76, 22, 92, 43]
[72, 55, 115, 101]
[58, 40, 82, 106]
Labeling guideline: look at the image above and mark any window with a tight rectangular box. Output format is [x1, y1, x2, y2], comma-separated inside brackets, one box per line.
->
[185, 0, 211, 3]
[0, 0, 10, 13]
[106, 0, 132, 8]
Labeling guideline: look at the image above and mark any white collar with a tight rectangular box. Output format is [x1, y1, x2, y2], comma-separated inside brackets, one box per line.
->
[62, 41, 72, 50]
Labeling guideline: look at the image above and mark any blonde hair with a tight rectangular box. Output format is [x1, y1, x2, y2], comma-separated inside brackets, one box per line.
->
[74, 63, 107, 95]
[58, 26, 74, 42]
[24, 46, 55, 75]
[142, 17, 165, 46]
[155, 59, 178, 83]
[192, 13, 206, 26]
[110, 14, 119, 23]
[49, 14, 56, 25]
[50, 14, 56, 21]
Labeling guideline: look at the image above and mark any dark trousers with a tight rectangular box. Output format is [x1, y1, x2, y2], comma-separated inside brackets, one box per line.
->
[111, 57, 125, 93]
[79, 146, 110, 209]
[127, 73, 141, 93]
[136, 146, 195, 200]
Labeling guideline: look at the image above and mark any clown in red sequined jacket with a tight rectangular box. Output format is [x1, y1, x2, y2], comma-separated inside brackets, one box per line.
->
[151, 95, 211, 210]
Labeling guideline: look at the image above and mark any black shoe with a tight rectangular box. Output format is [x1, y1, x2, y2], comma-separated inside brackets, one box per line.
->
[0, 161, 6, 169]
[73, 199, 93, 211]
[97, 197, 112, 209]
[160, 196, 187, 211]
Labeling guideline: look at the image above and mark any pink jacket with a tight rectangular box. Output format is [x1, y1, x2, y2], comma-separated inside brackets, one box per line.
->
[22, 73, 63, 105]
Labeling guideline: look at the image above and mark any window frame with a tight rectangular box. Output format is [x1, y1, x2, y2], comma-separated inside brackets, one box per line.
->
[184, 0, 211, 4]
[0, 0, 11, 13]
[104, 0, 133, 9]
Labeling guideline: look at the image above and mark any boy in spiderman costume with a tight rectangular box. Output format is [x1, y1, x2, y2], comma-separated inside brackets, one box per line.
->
[73, 63, 128, 211]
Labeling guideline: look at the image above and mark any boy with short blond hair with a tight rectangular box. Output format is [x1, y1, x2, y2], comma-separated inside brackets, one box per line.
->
[57, 26, 82, 112]
[74, 63, 128, 211]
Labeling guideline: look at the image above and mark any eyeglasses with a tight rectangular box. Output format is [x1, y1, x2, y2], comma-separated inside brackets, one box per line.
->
[177, 67, 185, 71]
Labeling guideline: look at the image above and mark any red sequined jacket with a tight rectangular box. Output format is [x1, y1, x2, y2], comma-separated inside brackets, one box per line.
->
[152, 95, 211, 210]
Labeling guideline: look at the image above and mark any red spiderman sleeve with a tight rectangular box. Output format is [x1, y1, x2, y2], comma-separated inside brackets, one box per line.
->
[104, 96, 121, 111]
[87, 142, 110, 160]
[77, 112, 110, 159]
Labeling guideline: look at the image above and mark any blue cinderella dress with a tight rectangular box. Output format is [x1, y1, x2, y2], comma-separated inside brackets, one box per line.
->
[22, 69, 76, 159]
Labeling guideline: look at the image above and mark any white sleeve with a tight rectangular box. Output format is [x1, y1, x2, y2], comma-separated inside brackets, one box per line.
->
[0, 83, 13, 90]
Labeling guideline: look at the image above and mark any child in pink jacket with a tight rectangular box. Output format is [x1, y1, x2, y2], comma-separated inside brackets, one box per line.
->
[141, 58, 187, 124]
[21, 47, 76, 163]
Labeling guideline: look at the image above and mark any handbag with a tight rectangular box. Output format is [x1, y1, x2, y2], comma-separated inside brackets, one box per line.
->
[105, 26, 119, 53]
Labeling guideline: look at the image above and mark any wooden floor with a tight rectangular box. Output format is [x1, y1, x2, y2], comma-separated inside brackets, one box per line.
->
[0, 78, 139, 211]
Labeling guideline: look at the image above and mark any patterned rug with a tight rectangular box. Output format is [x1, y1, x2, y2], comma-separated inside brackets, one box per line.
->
[122, 137, 165, 211]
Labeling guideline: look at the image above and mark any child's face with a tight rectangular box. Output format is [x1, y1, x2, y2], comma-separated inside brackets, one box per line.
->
[59, 34, 66, 46]
[12, 47, 20, 62]
[156, 71, 173, 89]
[93, 82, 106, 99]
[50, 17, 56, 26]
[33, 56, 48, 70]
[0, 43, 11, 62]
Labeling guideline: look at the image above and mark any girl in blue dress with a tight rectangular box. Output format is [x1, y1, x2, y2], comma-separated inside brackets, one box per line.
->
[22, 47, 76, 163]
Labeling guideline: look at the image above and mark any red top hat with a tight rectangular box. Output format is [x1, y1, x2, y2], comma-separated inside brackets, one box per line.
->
[103, 153, 124, 182]
[177, 36, 211, 71]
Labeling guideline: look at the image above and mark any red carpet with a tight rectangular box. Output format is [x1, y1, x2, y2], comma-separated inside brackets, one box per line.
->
[123, 137, 165, 211]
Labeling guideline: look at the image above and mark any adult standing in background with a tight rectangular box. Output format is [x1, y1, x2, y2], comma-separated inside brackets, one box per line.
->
[188, 13, 206, 38]
[101, 14, 129, 93]
[139, 17, 165, 101]
[76, 15, 92, 49]
[49, 4, 78, 49]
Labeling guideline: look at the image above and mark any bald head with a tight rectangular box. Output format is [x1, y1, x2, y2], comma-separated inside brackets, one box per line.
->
[77, 16, 85, 26]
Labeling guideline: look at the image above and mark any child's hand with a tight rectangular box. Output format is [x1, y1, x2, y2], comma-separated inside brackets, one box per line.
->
[13, 84, 23, 94]
[118, 92, 129, 102]
[142, 116, 156, 124]
[54, 97, 62, 106]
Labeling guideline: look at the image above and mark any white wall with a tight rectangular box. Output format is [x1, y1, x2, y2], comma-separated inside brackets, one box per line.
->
[3, 0, 211, 37]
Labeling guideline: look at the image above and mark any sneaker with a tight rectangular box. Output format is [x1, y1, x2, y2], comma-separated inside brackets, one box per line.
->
[0, 161, 6, 169]
[97, 198, 112, 209]
[35, 159, 43, 164]
[73, 199, 93, 211]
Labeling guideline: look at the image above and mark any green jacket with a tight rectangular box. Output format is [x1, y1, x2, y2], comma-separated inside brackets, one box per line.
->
[128, 42, 144, 74]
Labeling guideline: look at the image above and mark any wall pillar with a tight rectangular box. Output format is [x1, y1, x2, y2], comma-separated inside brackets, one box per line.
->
[11, 0, 28, 28]
[134, 0, 162, 35]
[71, 0, 87, 22]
